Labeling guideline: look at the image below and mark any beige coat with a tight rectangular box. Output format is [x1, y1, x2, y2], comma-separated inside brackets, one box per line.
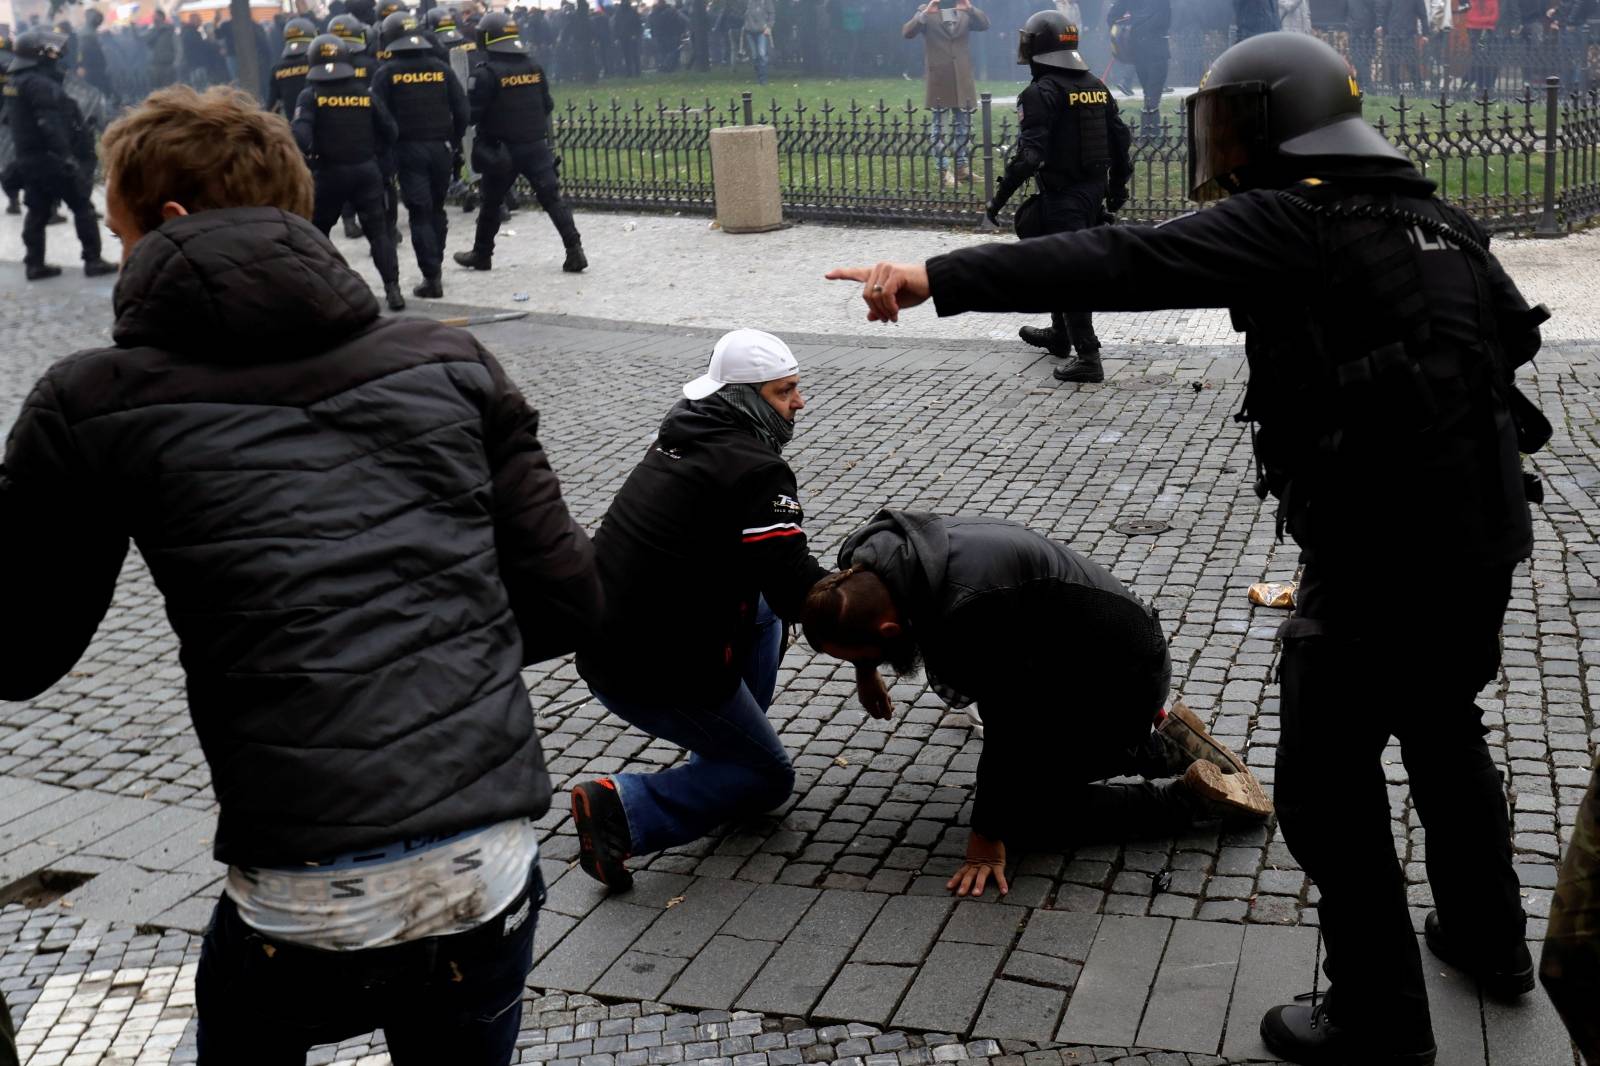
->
[903, 5, 990, 109]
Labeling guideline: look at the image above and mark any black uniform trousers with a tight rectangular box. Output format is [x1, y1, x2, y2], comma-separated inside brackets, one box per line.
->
[1276, 559, 1525, 1044]
[473, 139, 580, 259]
[1028, 185, 1105, 356]
[311, 160, 400, 286]
[396, 140, 453, 279]
[19, 156, 100, 267]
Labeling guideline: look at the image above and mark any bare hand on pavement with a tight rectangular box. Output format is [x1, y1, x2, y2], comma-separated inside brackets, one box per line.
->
[856, 666, 894, 720]
[824, 262, 931, 323]
[947, 831, 1009, 897]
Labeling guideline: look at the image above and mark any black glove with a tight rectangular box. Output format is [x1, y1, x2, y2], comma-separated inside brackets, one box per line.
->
[1106, 188, 1127, 213]
[978, 199, 1001, 231]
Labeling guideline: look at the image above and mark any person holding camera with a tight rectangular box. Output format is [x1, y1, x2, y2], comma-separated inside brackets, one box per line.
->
[904, 0, 988, 186]
[984, 11, 1129, 383]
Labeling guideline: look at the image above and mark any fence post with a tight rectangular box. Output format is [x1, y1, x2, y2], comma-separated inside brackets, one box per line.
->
[742, 91, 755, 127]
[1536, 76, 1563, 238]
[980, 93, 994, 205]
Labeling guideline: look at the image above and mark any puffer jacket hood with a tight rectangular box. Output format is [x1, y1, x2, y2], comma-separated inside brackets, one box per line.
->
[837, 508, 948, 618]
[113, 207, 379, 360]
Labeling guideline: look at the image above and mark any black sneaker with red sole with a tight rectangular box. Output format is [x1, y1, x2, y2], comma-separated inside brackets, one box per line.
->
[571, 778, 634, 892]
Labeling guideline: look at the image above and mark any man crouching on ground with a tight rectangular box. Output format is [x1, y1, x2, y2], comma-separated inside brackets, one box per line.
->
[801, 509, 1272, 897]
[0, 86, 601, 1064]
[570, 330, 831, 892]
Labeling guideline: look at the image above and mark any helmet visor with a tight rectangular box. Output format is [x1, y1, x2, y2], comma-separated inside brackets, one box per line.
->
[1186, 81, 1269, 202]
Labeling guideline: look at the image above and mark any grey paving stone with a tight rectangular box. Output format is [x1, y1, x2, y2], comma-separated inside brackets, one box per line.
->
[940, 901, 1025, 946]
[0, 778, 72, 826]
[1419, 934, 1487, 1066]
[1017, 910, 1101, 963]
[721, 884, 820, 942]
[1057, 916, 1173, 1047]
[536, 911, 581, 964]
[1135, 920, 1245, 1054]
[1483, 982, 1577, 1066]
[83, 804, 211, 862]
[971, 980, 1066, 1043]
[592, 951, 692, 1001]
[852, 897, 954, 965]
[530, 899, 661, 992]
[892, 942, 1007, 1033]
[0, 789, 117, 852]
[633, 879, 756, 959]
[662, 934, 776, 1010]
[1220, 924, 1320, 1063]
[814, 964, 917, 1027]
[738, 939, 854, 1018]
[1000, 950, 1081, 990]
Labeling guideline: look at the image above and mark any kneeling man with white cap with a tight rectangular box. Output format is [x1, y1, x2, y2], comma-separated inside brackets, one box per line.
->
[571, 330, 833, 891]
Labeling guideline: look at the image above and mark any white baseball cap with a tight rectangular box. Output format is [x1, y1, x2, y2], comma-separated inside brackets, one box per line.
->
[683, 329, 799, 400]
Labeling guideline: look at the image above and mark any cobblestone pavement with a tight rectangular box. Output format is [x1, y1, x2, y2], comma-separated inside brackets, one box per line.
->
[0, 244, 1592, 1065]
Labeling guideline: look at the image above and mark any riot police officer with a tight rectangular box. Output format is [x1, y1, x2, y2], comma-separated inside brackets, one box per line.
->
[5, 31, 114, 280]
[374, 10, 468, 298]
[265, 17, 317, 117]
[293, 33, 406, 310]
[329, 12, 394, 242]
[1106, 0, 1170, 136]
[452, 10, 585, 273]
[829, 33, 1545, 1065]
[986, 12, 1130, 384]
[1, 31, 22, 216]
[424, 5, 468, 60]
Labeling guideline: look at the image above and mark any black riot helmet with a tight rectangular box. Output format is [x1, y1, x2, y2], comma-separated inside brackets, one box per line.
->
[281, 16, 318, 57]
[328, 13, 371, 51]
[9, 29, 67, 72]
[424, 6, 465, 45]
[475, 10, 529, 53]
[306, 32, 356, 80]
[378, 0, 408, 16]
[381, 10, 430, 51]
[1016, 11, 1086, 71]
[1186, 32, 1407, 202]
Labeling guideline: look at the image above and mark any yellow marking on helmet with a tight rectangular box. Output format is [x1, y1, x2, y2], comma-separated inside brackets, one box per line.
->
[486, 30, 521, 44]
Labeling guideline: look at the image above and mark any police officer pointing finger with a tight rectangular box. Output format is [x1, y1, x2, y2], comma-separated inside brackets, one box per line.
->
[986, 12, 1131, 384]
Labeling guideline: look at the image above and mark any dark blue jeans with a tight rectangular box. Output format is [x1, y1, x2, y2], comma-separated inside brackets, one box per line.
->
[195, 864, 544, 1065]
[592, 598, 793, 855]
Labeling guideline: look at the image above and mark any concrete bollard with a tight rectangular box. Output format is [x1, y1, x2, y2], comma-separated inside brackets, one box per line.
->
[709, 125, 784, 234]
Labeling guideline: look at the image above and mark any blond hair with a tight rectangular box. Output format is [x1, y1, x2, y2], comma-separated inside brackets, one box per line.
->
[102, 85, 313, 235]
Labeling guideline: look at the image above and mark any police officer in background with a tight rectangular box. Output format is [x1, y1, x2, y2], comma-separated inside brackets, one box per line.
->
[1106, 0, 1170, 136]
[424, 6, 469, 60]
[266, 17, 317, 116]
[985, 12, 1130, 384]
[453, 11, 586, 274]
[375, 10, 468, 298]
[1, 31, 22, 217]
[329, 12, 391, 242]
[5, 31, 114, 280]
[293, 33, 406, 310]
[829, 33, 1546, 1065]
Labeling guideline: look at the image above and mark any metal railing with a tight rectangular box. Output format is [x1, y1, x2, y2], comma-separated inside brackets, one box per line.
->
[550, 79, 1600, 235]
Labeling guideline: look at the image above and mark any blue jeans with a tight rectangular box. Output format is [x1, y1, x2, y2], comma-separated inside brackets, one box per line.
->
[746, 30, 770, 85]
[195, 865, 544, 1064]
[931, 107, 971, 171]
[593, 599, 792, 855]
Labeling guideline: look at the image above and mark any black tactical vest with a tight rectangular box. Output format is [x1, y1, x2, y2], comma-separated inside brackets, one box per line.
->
[273, 58, 309, 113]
[383, 55, 454, 140]
[1038, 69, 1112, 190]
[6, 70, 61, 158]
[312, 80, 377, 164]
[475, 54, 548, 143]
[1233, 181, 1545, 564]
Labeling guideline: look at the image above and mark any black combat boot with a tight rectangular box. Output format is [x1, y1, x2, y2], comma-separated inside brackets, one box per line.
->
[412, 276, 444, 299]
[562, 243, 588, 273]
[453, 249, 491, 270]
[45, 210, 66, 225]
[83, 258, 117, 277]
[342, 217, 364, 239]
[1423, 912, 1534, 999]
[1261, 999, 1436, 1066]
[1019, 324, 1071, 357]
[1053, 346, 1104, 383]
[5, 197, 19, 215]
[25, 263, 62, 280]
[384, 282, 406, 311]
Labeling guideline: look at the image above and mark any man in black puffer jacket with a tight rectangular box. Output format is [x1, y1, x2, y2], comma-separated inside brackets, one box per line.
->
[569, 330, 830, 893]
[802, 510, 1273, 898]
[0, 85, 599, 1065]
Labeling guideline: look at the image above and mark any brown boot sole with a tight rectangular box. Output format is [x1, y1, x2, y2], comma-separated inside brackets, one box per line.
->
[1166, 701, 1252, 776]
[1184, 760, 1274, 819]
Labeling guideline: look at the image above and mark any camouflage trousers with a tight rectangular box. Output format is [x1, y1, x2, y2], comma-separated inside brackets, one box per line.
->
[1543, 755, 1600, 1065]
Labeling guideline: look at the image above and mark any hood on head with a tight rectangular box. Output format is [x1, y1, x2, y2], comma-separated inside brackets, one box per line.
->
[112, 207, 380, 361]
[837, 508, 948, 618]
